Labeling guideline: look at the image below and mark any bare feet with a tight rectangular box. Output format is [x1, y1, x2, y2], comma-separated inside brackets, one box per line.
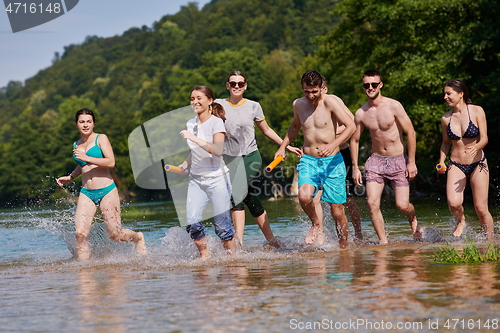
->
[305, 225, 325, 245]
[338, 238, 348, 250]
[222, 238, 237, 257]
[452, 221, 466, 237]
[135, 232, 147, 256]
[266, 237, 283, 248]
[75, 236, 90, 261]
[413, 226, 423, 241]
[76, 249, 90, 261]
[409, 216, 422, 241]
[199, 254, 211, 261]
[194, 237, 210, 260]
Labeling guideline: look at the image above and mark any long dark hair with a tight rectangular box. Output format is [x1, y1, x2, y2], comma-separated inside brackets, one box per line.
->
[444, 79, 472, 104]
[75, 108, 96, 123]
[190, 86, 226, 122]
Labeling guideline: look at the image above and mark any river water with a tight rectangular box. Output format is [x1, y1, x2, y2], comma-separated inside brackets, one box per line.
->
[1, 196, 499, 332]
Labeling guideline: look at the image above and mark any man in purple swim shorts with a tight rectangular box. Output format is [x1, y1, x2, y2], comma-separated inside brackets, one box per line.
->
[350, 69, 422, 244]
[365, 153, 409, 187]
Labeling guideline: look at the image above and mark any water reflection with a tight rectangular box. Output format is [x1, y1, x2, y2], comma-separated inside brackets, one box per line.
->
[2, 197, 500, 332]
[76, 268, 133, 332]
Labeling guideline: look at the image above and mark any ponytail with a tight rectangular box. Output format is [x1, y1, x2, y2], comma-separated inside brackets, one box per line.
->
[211, 102, 226, 122]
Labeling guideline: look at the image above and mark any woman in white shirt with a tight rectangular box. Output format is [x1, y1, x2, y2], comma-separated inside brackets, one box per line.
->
[179, 86, 236, 259]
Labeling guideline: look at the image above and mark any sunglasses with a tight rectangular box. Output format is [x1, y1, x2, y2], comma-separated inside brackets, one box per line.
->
[193, 124, 198, 136]
[362, 82, 381, 89]
[228, 81, 246, 88]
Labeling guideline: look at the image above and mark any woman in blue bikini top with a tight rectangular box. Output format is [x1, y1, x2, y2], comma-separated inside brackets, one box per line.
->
[56, 108, 147, 261]
[72, 134, 104, 166]
[438, 79, 493, 241]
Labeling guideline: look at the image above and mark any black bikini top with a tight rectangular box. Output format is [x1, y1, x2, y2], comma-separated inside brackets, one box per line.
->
[446, 105, 479, 140]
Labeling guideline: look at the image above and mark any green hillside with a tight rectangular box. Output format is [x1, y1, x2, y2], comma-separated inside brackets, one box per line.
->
[0, 0, 499, 205]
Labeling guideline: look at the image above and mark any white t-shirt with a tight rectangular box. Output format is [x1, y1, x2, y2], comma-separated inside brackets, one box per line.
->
[186, 115, 229, 177]
[215, 98, 265, 157]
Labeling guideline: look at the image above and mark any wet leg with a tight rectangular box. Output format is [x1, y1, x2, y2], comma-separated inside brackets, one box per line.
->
[394, 186, 422, 240]
[222, 238, 236, 257]
[100, 188, 147, 255]
[253, 211, 281, 247]
[346, 196, 363, 240]
[470, 164, 494, 241]
[231, 210, 245, 246]
[330, 203, 349, 249]
[366, 182, 388, 244]
[74, 194, 96, 261]
[299, 184, 324, 245]
[446, 167, 467, 237]
[194, 237, 210, 260]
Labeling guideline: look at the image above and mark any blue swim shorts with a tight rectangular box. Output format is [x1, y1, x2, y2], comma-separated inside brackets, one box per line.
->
[80, 183, 117, 205]
[297, 153, 346, 204]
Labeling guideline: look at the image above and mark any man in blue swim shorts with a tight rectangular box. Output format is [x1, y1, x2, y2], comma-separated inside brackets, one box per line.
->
[275, 70, 355, 248]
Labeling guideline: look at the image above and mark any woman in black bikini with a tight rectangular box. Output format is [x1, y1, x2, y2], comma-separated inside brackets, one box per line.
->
[438, 79, 493, 240]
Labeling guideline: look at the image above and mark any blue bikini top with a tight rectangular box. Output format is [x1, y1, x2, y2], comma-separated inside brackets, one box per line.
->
[446, 106, 479, 140]
[73, 134, 104, 166]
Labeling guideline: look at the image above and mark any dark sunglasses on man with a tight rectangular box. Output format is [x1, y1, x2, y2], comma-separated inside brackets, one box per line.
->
[362, 82, 381, 89]
[228, 81, 246, 88]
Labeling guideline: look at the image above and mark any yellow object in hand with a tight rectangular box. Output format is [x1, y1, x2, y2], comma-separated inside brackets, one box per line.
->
[436, 164, 446, 174]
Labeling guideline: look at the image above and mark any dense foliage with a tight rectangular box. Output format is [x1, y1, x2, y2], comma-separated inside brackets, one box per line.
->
[0, 0, 498, 204]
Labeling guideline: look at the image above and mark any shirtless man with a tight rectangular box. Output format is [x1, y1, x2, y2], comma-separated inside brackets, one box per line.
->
[275, 70, 355, 248]
[313, 83, 363, 241]
[351, 69, 422, 244]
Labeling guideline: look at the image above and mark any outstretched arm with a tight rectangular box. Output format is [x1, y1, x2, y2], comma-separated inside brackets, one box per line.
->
[275, 100, 302, 159]
[56, 165, 82, 187]
[256, 119, 302, 157]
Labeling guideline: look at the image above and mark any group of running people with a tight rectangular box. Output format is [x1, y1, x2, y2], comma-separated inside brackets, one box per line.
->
[57, 69, 494, 260]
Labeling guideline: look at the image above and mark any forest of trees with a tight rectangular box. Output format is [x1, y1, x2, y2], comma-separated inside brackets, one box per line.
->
[0, 0, 498, 205]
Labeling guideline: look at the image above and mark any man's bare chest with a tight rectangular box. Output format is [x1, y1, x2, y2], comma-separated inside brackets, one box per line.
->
[300, 109, 334, 130]
[363, 111, 395, 132]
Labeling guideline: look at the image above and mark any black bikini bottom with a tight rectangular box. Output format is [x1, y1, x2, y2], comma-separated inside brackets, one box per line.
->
[449, 155, 487, 177]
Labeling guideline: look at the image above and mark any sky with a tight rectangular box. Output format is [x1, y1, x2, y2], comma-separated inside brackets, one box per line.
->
[0, 0, 211, 88]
